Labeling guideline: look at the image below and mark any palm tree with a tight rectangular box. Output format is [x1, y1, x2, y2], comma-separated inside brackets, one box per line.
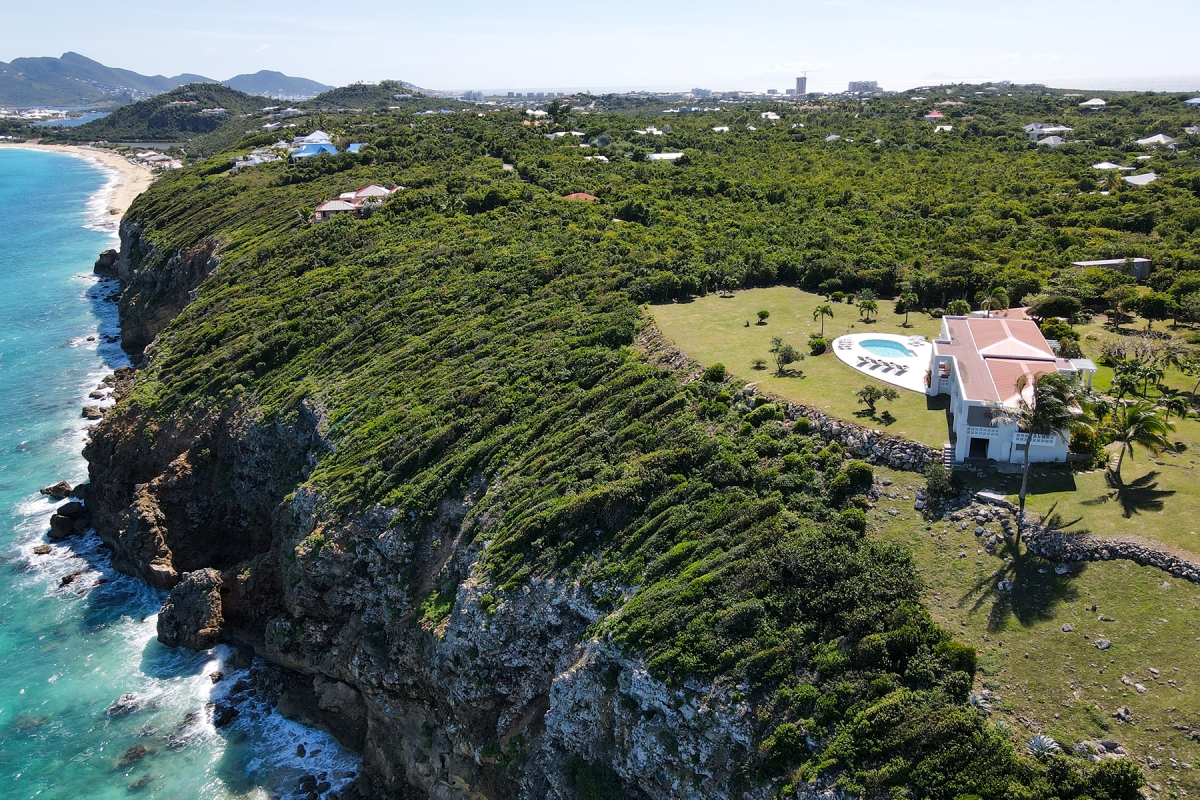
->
[990, 372, 1080, 533]
[859, 299, 879, 321]
[1104, 400, 1175, 479]
[813, 304, 834, 336]
[898, 292, 920, 326]
[1161, 393, 1190, 422]
[975, 287, 1009, 318]
[947, 298, 971, 317]
[1143, 364, 1164, 397]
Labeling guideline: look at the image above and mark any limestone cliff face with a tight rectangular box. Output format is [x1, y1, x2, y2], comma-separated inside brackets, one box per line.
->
[85, 235, 766, 799]
[114, 219, 219, 358]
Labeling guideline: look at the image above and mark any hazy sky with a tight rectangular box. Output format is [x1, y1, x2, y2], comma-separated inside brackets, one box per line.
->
[4, 0, 1199, 93]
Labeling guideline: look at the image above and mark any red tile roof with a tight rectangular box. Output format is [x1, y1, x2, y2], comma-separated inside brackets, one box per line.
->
[936, 317, 1058, 406]
[563, 192, 599, 201]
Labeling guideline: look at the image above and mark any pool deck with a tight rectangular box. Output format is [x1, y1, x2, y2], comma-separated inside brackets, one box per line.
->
[832, 334, 932, 393]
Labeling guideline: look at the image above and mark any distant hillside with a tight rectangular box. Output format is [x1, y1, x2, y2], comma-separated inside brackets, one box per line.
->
[49, 83, 263, 144]
[304, 79, 430, 109]
[223, 70, 330, 100]
[0, 52, 212, 106]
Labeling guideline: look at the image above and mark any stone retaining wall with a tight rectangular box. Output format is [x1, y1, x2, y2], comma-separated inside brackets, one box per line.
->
[964, 494, 1200, 585]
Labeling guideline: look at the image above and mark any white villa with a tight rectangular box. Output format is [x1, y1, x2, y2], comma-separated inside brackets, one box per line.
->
[926, 316, 1096, 465]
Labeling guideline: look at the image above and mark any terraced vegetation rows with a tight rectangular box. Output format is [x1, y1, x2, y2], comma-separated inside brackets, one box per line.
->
[105, 88, 1200, 797]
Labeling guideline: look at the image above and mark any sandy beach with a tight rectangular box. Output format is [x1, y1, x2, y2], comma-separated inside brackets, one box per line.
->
[0, 143, 153, 220]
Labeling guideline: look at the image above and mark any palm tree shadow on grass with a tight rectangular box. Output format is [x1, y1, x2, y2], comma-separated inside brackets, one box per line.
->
[1080, 470, 1174, 519]
[957, 505, 1084, 633]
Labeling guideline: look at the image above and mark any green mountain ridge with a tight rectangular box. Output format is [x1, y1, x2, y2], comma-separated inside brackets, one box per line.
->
[0, 52, 330, 107]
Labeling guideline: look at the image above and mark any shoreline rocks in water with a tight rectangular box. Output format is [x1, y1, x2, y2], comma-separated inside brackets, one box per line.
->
[40, 481, 73, 500]
[93, 249, 119, 279]
[157, 568, 224, 650]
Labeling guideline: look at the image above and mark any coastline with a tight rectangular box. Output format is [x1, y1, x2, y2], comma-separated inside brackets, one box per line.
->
[0, 142, 153, 221]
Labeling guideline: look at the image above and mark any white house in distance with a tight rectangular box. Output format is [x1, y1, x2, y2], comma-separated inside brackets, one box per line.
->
[1136, 133, 1176, 147]
[1072, 257, 1151, 281]
[927, 315, 1096, 464]
[1079, 98, 1107, 109]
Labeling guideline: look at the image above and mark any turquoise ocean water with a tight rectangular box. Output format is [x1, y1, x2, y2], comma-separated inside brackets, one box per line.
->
[0, 149, 357, 798]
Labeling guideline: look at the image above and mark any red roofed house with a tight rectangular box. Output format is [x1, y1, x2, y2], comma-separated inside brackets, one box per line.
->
[563, 193, 599, 201]
[313, 200, 358, 222]
[923, 109, 945, 121]
[927, 315, 1096, 464]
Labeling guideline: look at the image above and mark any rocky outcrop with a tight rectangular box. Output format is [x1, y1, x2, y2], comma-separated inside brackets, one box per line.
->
[114, 219, 220, 357]
[158, 568, 224, 649]
[40, 480, 73, 500]
[93, 248, 119, 278]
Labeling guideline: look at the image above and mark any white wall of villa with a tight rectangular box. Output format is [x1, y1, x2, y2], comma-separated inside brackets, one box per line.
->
[926, 315, 1089, 465]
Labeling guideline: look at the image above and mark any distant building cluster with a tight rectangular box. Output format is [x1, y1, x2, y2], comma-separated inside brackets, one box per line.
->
[847, 80, 879, 94]
[134, 150, 183, 170]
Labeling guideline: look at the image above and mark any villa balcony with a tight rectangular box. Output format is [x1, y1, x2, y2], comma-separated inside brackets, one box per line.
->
[1013, 432, 1058, 447]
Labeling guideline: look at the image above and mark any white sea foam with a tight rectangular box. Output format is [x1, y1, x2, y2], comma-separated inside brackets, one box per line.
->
[80, 158, 122, 238]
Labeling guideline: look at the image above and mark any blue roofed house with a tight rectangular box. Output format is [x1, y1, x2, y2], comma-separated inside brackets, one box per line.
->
[346, 143, 367, 153]
[291, 143, 339, 159]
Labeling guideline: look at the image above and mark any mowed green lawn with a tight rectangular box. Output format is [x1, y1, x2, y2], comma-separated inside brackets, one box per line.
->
[650, 287, 950, 447]
[871, 467, 1200, 791]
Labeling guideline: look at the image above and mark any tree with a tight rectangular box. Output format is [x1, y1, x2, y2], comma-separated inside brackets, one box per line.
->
[1136, 292, 1177, 331]
[975, 286, 1009, 318]
[770, 336, 783, 351]
[1161, 393, 1190, 422]
[757, 309, 770, 324]
[855, 384, 899, 413]
[1027, 294, 1082, 322]
[1105, 285, 1138, 324]
[859, 299, 879, 321]
[1104, 400, 1174, 479]
[775, 343, 800, 375]
[1180, 292, 1200, 327]
[947, 299, 971, 317]
[989, 372, 1080, 530]
[813, 304, 834, 336]
[896, 292, 920, 326]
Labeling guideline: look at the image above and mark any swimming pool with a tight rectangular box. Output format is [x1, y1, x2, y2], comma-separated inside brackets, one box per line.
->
[859, 338, 916, 358]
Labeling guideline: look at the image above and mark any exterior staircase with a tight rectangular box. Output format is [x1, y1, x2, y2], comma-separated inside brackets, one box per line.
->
[942, 442, 955, 469]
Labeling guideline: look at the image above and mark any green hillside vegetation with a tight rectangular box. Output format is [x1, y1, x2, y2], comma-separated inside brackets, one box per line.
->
[48, 83, 264, 144]
[108, 87, 1200, 797]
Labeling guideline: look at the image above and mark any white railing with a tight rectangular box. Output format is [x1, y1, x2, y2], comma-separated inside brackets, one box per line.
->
[965, 426, 1000, 438]
[1014, 432, 1059, 447]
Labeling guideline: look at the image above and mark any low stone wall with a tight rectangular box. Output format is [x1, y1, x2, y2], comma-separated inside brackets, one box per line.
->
[782, 402, 941, 473]
[962, 494, 1200, 585]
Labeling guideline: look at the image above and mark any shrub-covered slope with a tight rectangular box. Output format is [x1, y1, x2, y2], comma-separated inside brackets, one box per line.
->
[84, 93, 1190, 798]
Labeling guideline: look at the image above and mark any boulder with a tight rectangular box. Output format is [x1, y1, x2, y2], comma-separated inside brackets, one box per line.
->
[157, 568, 224, 650]
[40, 481, 73, 500]
[33, 544, 52, 555]
[69, 482, 90, 501]
[82, 406, 105, 420]
[93, 249, 119, 278]
[48, 514, 75, 540]
[57, 501, 86, 519]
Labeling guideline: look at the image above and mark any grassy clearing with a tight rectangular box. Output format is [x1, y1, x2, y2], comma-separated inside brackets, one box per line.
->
[871, 466, 1200, 793]
[650, 287, 951, 447]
